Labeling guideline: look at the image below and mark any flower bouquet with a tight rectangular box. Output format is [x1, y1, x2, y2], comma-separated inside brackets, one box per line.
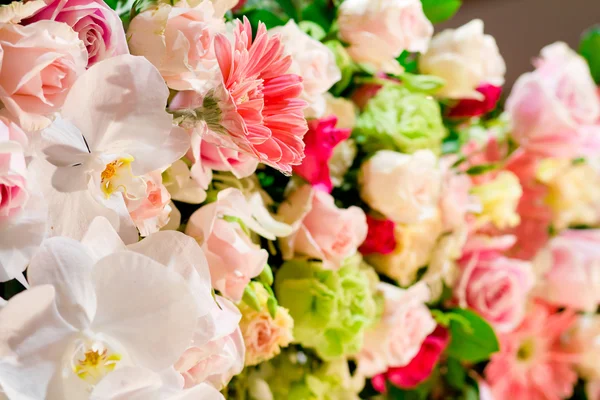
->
[1, 0, 600, 399]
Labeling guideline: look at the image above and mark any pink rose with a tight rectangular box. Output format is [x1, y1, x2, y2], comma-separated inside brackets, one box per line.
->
[22, 0, 128, 67]
[440, 156, 474, 231]
[372, 326, 449, 392]
[356, 283, 436, 377]
[359, 215, 396, 256]
[456, 249, 535, 333]
[506, 42, 600, 158]
[175, 296, 244, 390]
[339, 0, 432, 73]
[127, 0, 225, 91]
[447, 84, 502, 118]
[0, 21, 87, 131]
[278, 185, 367, 269]
[126, 171, 173, 237]
[293, 116, 350, 193]
[0, 117, 28, 220]
[533, 230, 600, 312]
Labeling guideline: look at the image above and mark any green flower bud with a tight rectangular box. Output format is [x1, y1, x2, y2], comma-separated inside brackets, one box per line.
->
[274, 258, 377, 360]
[355, 84, 446, 154]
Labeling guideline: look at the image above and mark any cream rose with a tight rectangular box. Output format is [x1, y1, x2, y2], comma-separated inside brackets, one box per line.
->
[0, 20, 87, 131]
[360, 150, 442, 224]
[271, 20, 341, 118]
[420, 19, 505, 99]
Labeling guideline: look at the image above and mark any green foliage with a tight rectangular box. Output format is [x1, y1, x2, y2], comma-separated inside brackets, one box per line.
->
[579, 25, 600, 85]
[465, 163, 499, 176]
[420, 0, 462, 24]
[400, 72, 446, 95]
[397, 51, 420, 74]
[245, 8, 287, 29]
[445, 309, 500, 363]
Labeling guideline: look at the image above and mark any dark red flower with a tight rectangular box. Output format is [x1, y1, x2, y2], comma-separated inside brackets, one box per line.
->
[447, 84, 502, 118]
[359, 214, 397, 255]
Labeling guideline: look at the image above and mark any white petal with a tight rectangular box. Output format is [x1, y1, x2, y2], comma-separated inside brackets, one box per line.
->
[59, 54, 181, 174]
[27, 237, 97, 330]
[0, 286, 75, 400]
[81, 217, 127, 263]
[127, 231, 213, 316]
[90, 251, 198, 371]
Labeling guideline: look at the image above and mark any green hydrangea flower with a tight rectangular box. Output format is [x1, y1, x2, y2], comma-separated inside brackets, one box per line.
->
[274, 257, 377, 360]
[248, 351, 363, 400]
[355, 84, 446, 154]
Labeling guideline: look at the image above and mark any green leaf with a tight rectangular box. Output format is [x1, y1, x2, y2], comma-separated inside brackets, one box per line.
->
[400, 72, 445, 94]
[445, 308, 500, 363]
[299, 20, 327, 41]
[267, 296, 278, 319]
[445, 358, 466, 390]
[275, 0, 298, 19]
[397, 51, 419, 74]
[421, 0, 462, 24]
[465, 163, 499, 176]
[301, 1, 335, 31]
[245, 9, 287, 30]
[463, 385, 479, 400]
[579, 25, 600, 85]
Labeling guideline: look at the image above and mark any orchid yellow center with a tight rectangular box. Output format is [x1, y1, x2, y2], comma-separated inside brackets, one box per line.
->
[73, 348, 121, 384]
[99, 156, 146, 200]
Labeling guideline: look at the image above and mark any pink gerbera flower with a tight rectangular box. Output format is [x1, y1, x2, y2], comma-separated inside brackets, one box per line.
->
[484, 302, 578, 400]
[210, 17, 308, 173]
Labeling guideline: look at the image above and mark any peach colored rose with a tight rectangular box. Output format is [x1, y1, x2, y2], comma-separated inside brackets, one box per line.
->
[22, 0, 128, 66]
[127, 0, 225, 91]
[360, 150, 442, 224]
[533, 230, 600, 312]
[270, 20, 341, 118]
[126, 171, 173, 237]
[0, 117, 28, 220]
[277, 185, 368, 269]
[0, 20, 87, 131]
[420, 19, 505, 100]
[506, 42, 600, 158]
[356, 283, 436, 377]
[339, 0, 432, 73]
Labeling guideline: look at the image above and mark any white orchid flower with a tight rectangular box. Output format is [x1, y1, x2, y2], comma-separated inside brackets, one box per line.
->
[37, 54, 189, 242]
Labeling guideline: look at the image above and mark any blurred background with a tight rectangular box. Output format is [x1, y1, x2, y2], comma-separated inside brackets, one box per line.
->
[439, 0, 600, 90]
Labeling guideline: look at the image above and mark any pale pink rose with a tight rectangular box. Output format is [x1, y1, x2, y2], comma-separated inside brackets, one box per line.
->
[456, 250, 535, 333]
[420, 19, 505, 99]
[185, 122, 258, 179]
[565, 315, 600, 381]
[270, 20, 341, 118]
[485, 302, 578, 400]
[356, 283, 436, 377]
[339, 0, 432, 73]
[0, 20, 87, 131]
[0, 117, 28, 220]
[127, 0, 225, 91]
[0, 0, 45, 23]
[175, 296, 245, 390]
[277, 185, 367, 269]
[22, 0, 128, 66]
[360, 150, 441, 224]
[439, 156, 475, 231]
[126, 171, 173, 237]
[533, 230, 600, 312]
[506, 42, 600, 158]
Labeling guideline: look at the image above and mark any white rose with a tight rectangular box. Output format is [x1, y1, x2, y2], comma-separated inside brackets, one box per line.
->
[420, 19, 505, 99]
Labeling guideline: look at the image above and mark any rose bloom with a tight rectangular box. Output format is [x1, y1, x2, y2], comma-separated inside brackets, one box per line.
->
[22, 0, 128, 67]
[125, 171, 174, 237]
[456, 250, 535, 333]
[323, 93, 357, 130]
[338, 0, 432, 73]
[0, 0, 45, 23]
[485, 302, 578, 400]
[367, 213, 443, 286]
[0, 117, 28, 220]
[470, 171, 523, 230]
[278, 185, 367, 269]
[535, 158, 600, 230]
[420, 19, 505, 100]
[565, 315, 600, 382]
[447, 83, 503, 118]
[356, 283, 436, 377]
[506, 42, 600, 158]
[127, 0, 225, 91]
[0, 20, 87, 131]
[360, 150, 441, 224]
[359, 215, 396, 256]
[533, 230, 600, 312]
[270, 20, 341, 118]
[439, 156, 475, 231]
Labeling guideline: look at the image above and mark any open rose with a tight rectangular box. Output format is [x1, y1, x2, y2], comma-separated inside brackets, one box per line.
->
[0, 117, 28, 220]
[0, 21, 87, 131]
[278, 185, 368, 269]
[22, 0, 128, 66]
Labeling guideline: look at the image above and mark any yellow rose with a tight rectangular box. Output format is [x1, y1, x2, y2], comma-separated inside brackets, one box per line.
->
[471, 171, 522, 229]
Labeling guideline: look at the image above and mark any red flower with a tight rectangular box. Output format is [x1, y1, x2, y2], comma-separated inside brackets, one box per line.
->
[359, 214, 396, 255]
[293, 116, 350, 193]
[447, 84, 502, 118]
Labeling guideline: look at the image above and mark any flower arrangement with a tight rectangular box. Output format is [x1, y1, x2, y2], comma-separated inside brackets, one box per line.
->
[0, 0, 600, 399]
